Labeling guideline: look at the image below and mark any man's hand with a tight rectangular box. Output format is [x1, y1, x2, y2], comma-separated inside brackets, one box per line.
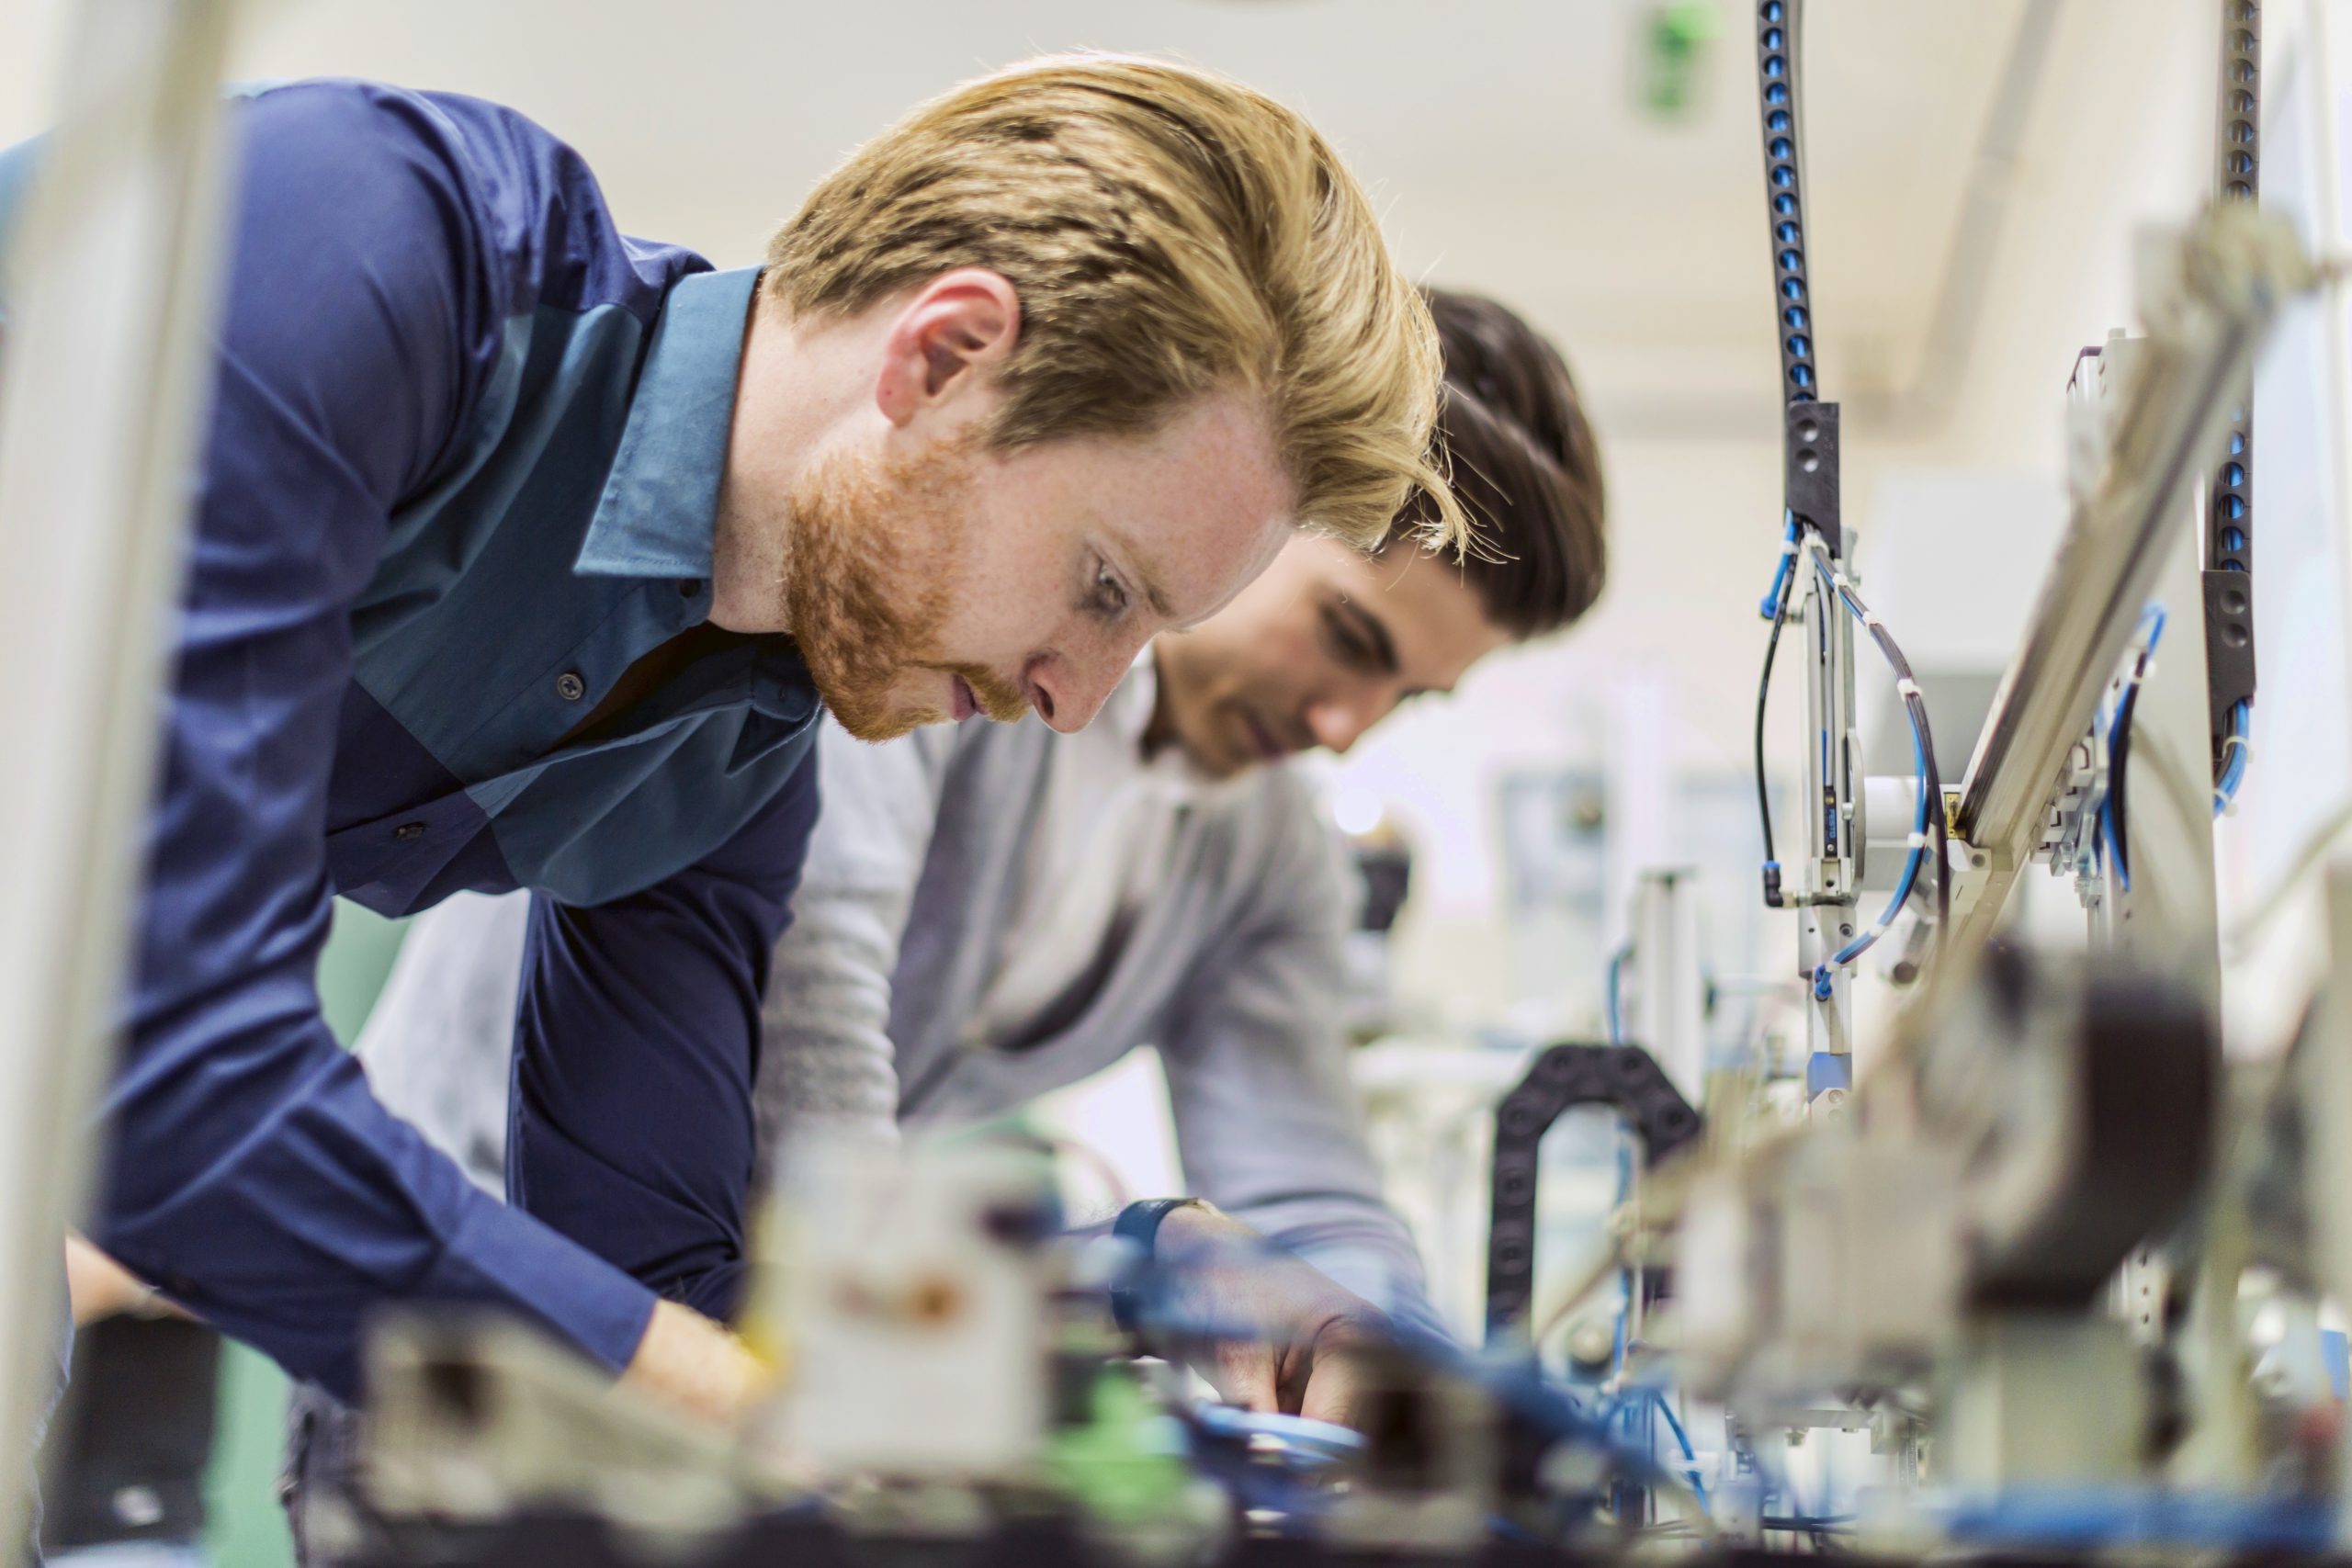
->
[1148, 1203, 1391, 1430]
[620, 1298, 770, 1426]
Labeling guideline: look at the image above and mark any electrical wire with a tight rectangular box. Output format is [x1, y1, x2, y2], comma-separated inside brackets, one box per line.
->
[2096, 604, 2165, 891]
[1940, 1490, 2332, 1551]
[1754, 515, 1800, 905]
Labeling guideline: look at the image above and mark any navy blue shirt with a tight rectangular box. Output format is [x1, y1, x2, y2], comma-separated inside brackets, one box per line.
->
[0, 81, 823, 1395]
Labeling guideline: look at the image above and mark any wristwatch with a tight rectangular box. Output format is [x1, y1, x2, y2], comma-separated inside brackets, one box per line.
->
[1108, 1197, 1205, 1334]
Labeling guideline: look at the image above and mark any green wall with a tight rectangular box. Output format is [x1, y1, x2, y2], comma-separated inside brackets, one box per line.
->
[199, 900, 407, 1568]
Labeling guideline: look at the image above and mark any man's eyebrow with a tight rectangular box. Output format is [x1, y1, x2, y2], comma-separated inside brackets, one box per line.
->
[1335, 596, 1400, 674]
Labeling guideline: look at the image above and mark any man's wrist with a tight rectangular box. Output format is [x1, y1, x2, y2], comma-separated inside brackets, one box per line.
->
[621, 1299, 766, 1425]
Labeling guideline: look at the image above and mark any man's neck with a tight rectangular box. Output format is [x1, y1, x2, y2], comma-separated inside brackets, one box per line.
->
[708, 288, 840, 636]
[1138, 647, 1178, 761]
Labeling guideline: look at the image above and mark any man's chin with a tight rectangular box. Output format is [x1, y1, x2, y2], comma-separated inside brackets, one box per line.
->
[815, 677, 940, 743]
[829, 702, 944, 744]
[1187, 731, 1260, 781]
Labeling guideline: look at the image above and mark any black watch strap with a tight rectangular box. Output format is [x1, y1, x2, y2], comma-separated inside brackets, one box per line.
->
[1109, 1197, 1204, 1333]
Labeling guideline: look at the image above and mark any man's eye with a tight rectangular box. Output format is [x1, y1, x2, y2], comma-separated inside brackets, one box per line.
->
[1093, 561, 1132, 618]
[1322, 606, 1374, 664]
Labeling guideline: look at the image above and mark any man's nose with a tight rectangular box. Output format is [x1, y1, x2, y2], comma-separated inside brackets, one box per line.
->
[1306, 686, 1389, 756]
[1026, 638, 1144, 734]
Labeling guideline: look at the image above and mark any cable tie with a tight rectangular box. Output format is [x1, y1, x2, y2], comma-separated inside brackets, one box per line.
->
[1896, 677, 1921, 700]
[2222, 731, 2251, 753]
[1906, 831, 1928, 848]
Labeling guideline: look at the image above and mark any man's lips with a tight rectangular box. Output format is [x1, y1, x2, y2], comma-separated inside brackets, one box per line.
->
[950, 675, 978, 722]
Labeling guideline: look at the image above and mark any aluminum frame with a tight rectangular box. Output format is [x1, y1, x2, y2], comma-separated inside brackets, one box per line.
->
[0, 0, 241, 1552]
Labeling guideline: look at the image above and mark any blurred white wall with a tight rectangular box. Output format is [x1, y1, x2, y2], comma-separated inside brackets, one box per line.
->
[0, 0, 2247, 1032]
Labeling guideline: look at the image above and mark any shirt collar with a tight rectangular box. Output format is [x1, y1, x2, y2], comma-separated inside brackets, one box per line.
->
[574, 265, 761, 581]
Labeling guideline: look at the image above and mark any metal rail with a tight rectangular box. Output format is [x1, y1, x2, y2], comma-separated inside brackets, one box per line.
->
[2203, 0, 2260, 778]
[1946, 209, 2312, 962]
[0, 0, 242, 1553]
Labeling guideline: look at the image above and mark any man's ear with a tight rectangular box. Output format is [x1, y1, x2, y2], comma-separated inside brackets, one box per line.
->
[874, 268, 1021, 428]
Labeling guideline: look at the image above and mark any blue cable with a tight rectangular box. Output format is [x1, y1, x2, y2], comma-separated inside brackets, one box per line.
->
[1191, 1404, 1363, 1462]
[1648, 1390, 1709, 1509]
[1758, 512, 1799, 618]
[2213, 698, 2252, 816]
[1942, 1489, 2330, 1551]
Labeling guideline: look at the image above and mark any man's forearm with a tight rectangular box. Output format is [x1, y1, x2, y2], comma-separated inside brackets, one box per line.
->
[1121, 1200, 1391, 1429]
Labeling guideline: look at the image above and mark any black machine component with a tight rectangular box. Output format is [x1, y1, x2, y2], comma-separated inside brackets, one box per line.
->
[1756, 0, 1840, 556]
[2204, 1, 2259, 778]
[1484, 1044, 1702, 1343]
[1783, 402, 1840, 556]
[1917, 949, 2220, 1310]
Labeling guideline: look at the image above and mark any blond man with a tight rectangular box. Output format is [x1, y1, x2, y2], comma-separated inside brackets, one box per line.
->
[0, 57, 1457, 1431]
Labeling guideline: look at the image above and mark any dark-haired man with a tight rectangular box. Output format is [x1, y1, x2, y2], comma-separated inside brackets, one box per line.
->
[345, 289, 1606, 1338]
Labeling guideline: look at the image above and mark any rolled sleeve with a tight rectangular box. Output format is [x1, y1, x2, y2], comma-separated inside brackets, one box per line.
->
[1160, 795, 1447, 1342]
[512, 754, 820, 1323]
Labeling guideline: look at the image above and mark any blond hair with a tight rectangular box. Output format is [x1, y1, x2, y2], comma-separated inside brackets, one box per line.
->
[765, 53, 1465, 555]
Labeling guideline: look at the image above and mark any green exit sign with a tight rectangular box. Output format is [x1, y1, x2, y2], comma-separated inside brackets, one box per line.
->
[1643, 2, 1721, 120]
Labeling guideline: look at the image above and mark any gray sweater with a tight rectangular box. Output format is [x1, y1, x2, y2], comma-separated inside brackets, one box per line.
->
[351, 711, 1439, 1334]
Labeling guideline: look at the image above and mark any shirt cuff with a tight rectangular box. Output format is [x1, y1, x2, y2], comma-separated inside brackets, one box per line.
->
[440, 1195, 661, 1377]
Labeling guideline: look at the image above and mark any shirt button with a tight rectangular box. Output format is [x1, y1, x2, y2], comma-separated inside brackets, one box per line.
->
[555, 671, 587, 702]
[392, 821, 425, 842]
[678, 579, 702, 598]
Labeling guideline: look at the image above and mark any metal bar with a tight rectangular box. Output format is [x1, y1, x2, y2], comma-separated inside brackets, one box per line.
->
[1798, 547, 1857, 1055]
[1947, 208, 2311, 962]
[0, 0, 240, 1552]
[2307, 867, 2352, 1537]
[1631, 869, 1707, 1095]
